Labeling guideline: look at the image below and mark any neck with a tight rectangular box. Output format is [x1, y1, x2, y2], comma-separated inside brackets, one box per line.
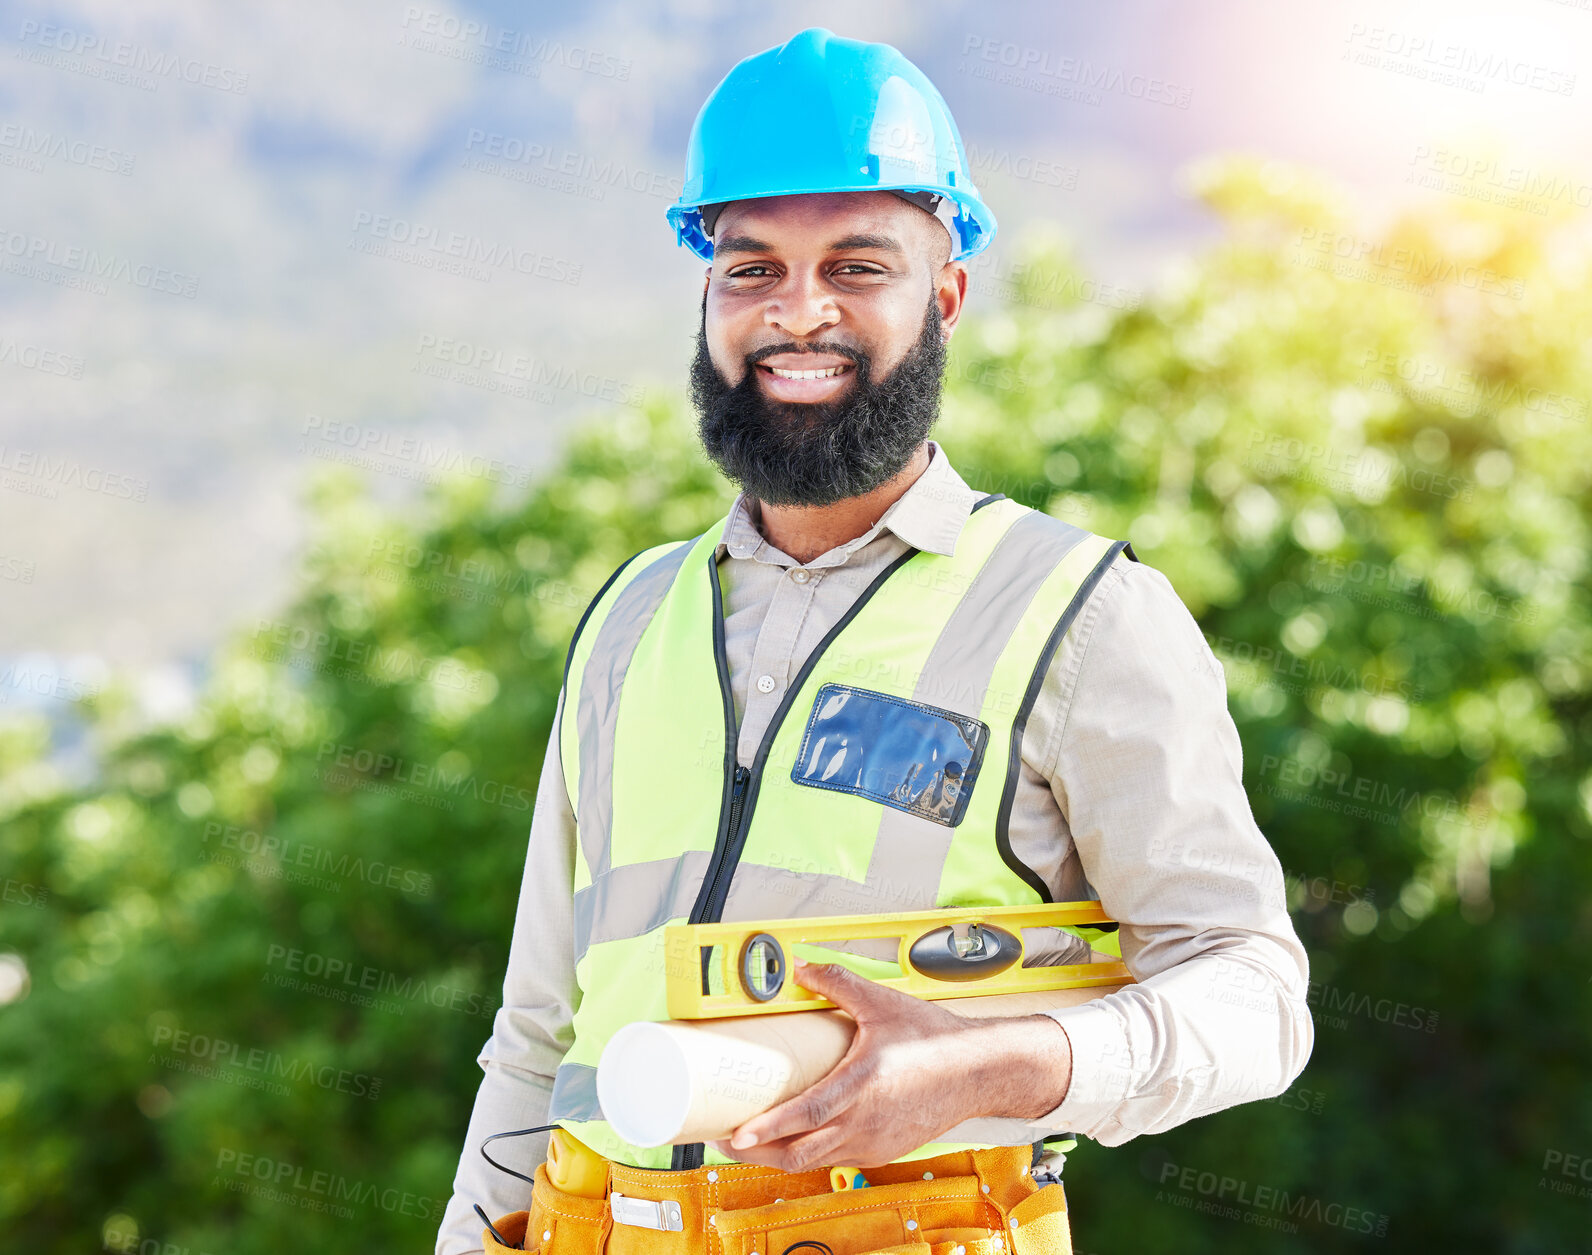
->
[753, 442, 933, 565]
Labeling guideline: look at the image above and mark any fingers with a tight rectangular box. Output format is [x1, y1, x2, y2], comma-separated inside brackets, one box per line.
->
[733, 1059, 866, 1148]
[714, 1126, 852, 1174]
[789, 959, 887, 1019]
[792, 959, 935, 1020]
[788, 958, 846, 995]
[738, 1025, 888, 1150]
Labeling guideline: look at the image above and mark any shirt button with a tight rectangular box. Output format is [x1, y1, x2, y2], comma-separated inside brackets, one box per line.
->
[790, 568, 810, 583]
[756, 674, 776, 694]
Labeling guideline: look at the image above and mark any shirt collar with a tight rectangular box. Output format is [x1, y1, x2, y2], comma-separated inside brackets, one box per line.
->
[716, 440, 981, 566]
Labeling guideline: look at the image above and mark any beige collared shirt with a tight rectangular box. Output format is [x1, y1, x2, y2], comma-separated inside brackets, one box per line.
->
[437, 441, 1313, 1254]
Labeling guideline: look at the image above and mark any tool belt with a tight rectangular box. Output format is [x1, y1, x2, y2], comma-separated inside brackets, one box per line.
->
[479, 1138, 1073, 1255]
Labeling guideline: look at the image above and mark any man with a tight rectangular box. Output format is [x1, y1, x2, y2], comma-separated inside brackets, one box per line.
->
[438, 27, 1311, 1255]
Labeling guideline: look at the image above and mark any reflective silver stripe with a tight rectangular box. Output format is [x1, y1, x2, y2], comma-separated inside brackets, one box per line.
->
[860, 511, 1088, 907]
[720, 862, 935, 944]
[549, 1061, 602, 1121]
[917, 511, 1087, 712]
[574, 541, 693, 880]
[574, 858, 941, 968]
[573, 850, 715, 965]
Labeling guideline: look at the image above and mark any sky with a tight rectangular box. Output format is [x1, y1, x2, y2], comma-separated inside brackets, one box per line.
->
[2, 0, 1589, 730]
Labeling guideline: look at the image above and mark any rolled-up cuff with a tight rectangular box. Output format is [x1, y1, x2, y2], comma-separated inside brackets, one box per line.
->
[1030, 1002, 1133, 1132]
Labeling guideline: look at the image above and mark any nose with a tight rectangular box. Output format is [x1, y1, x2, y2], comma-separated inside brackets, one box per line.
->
[763, 269, 839, 340]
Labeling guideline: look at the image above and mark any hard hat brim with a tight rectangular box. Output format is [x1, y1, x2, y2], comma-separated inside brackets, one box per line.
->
[667, 183, 997, 264]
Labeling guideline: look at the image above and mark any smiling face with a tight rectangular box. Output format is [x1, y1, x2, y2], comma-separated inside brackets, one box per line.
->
[688, 191, 969, 507]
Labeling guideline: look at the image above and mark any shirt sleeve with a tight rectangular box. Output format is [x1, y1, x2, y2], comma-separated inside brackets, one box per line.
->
[436, 687, 580, 1255]
[1022, 555, 1314, 1144]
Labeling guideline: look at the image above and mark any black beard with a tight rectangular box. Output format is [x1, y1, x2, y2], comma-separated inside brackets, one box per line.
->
[689, 292, 946, 508]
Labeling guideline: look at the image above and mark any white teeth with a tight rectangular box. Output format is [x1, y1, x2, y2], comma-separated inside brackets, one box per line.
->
[766, 365, 846, 380]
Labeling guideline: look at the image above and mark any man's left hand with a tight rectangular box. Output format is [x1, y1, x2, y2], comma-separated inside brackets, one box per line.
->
[705, 957, 1070, 1171]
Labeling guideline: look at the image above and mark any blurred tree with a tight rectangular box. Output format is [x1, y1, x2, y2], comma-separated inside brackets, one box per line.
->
[1, 155, 1587, 1253]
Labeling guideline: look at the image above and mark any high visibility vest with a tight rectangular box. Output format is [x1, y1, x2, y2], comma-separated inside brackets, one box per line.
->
[549, 493, 1132, 1168]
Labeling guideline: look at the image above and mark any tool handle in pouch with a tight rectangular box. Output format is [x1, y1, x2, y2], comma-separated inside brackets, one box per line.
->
[828, 1166, 869, 1191]
[546, 1127, 609, 1198]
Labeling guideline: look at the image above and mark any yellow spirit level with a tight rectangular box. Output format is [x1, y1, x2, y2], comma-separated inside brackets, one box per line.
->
[664, 901, 1131, 1019]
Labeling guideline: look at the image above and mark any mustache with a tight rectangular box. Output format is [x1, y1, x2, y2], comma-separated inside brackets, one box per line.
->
[743, 342, 867, 369]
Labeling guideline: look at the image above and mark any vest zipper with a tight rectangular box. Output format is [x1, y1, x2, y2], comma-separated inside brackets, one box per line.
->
[672, 539, 930, 1171]
[700, 765, 751, 922]
[688, 504, 1005, 940]
[669, 501, 1020, 1171]
[673, 562, 749, 1170]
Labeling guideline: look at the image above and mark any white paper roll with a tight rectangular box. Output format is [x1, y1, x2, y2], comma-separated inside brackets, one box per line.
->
[595, 982, 1129, 1146]
[597, 1019, 805, 1147]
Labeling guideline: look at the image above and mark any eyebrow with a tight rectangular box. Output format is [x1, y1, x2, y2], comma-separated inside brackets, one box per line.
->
[713, 232, 906, 258]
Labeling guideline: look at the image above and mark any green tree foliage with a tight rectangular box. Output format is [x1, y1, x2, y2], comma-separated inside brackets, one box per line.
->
[2, 156, 1588, 1252]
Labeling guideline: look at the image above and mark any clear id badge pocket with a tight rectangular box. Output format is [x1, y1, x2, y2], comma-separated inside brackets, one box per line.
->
[790, 683, 990, 828]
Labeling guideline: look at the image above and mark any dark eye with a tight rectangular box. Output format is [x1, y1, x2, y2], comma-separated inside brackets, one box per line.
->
[728, 265, 774, 277]
[837, 264, 883, 275]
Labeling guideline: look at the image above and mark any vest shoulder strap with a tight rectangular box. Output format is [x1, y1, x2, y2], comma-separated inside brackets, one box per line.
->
[560, 537, 694, 697]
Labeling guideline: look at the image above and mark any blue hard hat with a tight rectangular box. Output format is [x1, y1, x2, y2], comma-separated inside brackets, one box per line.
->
[667, 27, 997, 263]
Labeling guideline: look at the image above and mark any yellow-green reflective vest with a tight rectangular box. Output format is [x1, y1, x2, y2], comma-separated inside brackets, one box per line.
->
[551, 493, 1132, 1168]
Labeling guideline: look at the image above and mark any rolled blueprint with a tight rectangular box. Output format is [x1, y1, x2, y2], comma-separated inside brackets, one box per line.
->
[595, 981, 1130, 1148]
